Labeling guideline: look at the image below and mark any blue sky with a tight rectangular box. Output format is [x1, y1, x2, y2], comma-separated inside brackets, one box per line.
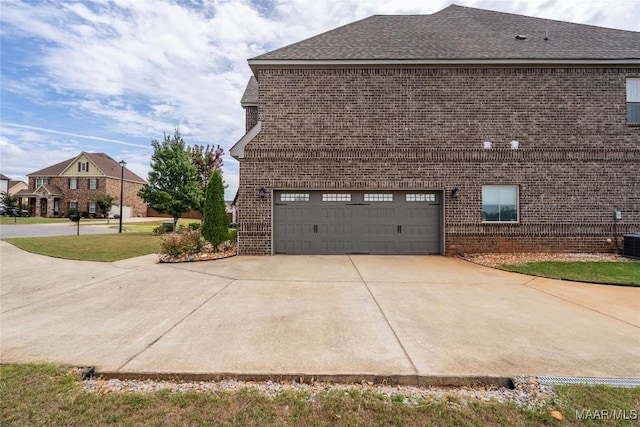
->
[1, 0, 639, 199]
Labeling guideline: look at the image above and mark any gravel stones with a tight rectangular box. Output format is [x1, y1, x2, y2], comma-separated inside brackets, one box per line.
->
[83, 375, 556, 410]
[462, 252, 632, 269]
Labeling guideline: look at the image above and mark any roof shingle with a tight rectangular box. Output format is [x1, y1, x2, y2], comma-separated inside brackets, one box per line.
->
[250, 5, 640, 63]
[29, 152, 146, 183]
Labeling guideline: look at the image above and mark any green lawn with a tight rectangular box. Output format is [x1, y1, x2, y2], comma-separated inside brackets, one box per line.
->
[1, 364, 638, 426]
[4, 234, 160, 262]
[116, 218, 201, 234]
[502, 261, 640, 285]
[0, 216, 72, 225]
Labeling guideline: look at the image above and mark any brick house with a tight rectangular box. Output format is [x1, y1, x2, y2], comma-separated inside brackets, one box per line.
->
[231, 5, 640, 256]
[18, 152, 147, 218]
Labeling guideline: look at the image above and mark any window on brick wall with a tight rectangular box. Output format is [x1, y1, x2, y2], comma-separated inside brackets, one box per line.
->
[69, 178, 78, 189]
[627, 78, 640, 124]
[89, 178, 97, 190]
[69, 201, 78, 211]
[36, 178, 49, 187]
[482, 185, 519, 222]
[89, 201, 96, 214]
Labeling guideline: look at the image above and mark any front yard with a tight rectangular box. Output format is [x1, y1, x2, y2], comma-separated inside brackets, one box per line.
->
[466, 253, 639, 286]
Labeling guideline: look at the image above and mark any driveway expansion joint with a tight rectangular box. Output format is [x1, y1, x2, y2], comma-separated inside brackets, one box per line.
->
[348, 255, 419, 376]
[523, 278, 640, 328]
[115, 278, 236, 371]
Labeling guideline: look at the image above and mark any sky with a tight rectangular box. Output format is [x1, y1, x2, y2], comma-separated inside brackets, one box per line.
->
[1, 0, 639, 199]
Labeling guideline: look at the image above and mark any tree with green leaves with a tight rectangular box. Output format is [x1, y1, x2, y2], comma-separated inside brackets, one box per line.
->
[95, 194, 115, 219]
[187, 144, 224, 213]
[138, 129, 202, 230]
[201, 169, 229, 250]
[1, 191, 18, 210]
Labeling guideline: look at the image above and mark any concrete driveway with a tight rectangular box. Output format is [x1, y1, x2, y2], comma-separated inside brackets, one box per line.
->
[1, 241, 638, 382]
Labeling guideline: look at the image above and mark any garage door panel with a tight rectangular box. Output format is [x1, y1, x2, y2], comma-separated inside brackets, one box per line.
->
[274, 191, 441, 255]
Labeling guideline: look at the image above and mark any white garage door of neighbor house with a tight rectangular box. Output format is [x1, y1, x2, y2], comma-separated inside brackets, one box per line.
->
[273, 190, 442, 255]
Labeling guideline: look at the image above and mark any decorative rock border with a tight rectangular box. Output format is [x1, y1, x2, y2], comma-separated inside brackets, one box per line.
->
[158, 247, 237, 263]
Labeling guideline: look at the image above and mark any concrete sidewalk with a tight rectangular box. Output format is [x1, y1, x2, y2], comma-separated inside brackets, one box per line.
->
[1, 241, 638, 381]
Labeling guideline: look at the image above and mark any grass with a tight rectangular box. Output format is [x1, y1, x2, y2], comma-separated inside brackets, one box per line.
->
[1, 218, 202, 262]
[3, 234, 160, 262]
[0, 216, 73, 225]
[502, 261, 640, 285]
[1, 364, 638, 426]
[117, 218, 201, 234]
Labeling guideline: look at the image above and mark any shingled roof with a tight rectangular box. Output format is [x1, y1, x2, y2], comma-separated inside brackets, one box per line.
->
[241, 76, 259, 107]
[250, 5, 640, 65]
[29, 152, 146, 183]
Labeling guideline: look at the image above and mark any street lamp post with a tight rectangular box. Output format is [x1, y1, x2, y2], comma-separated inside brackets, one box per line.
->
[119, 160, 126, 233]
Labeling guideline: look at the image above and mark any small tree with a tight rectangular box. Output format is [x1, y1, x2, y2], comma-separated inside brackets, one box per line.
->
[138, 129, 202, 230]
[95, 194, 115, 219]
[187, 144, 224, 213]
[201, 169, 229, 250]
[1, 192, 18, 209]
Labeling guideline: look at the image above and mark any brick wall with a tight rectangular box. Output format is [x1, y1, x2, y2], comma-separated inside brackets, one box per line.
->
[237, 66, 640, 255]
[29, 176, 146, 217]
[245, 106, 258, 132]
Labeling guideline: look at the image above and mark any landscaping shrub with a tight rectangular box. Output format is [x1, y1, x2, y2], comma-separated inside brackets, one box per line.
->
[188, 222, 201, 231]
[159, 229, 205, 257]
[227, 228, 238, 243]
[81, 211, 90, 218]
[152, 226, 167, 236]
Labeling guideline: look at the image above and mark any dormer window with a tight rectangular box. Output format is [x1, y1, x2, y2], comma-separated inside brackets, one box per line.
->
[78, 161, 89, 172]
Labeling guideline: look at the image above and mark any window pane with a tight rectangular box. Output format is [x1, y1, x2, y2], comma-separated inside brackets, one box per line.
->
[482, 185, 518, 222]
[281, 193, 309, 202]
[628, 102, 640, 124]
[482, 204, 500, 221]
[500, 205, 518, 221]
[481, 187, 500, 204]
[406, 194, 435, 202]
[627, 78, 640, 102]
[322, 194, 351, 202]
[364, 194, 393, 202]
[499, 186, 517, 204]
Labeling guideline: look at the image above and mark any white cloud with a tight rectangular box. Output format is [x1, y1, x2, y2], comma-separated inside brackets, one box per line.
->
[1, 0, 638, 199]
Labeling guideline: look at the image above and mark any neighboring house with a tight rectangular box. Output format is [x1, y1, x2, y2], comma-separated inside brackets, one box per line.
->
[225, 200, 238, 224]
[16, 152, 147, 218]
[8, 180, 28, 196]
[231, 5, 640, 256]
[0, 174, 9, 198]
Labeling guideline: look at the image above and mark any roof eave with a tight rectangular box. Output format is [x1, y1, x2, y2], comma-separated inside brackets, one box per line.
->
[249, 58, 640, 72]
[230, 121, 262, 160]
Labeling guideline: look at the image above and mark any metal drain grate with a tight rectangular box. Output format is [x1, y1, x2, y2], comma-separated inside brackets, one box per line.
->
[536, 376, 640, 388]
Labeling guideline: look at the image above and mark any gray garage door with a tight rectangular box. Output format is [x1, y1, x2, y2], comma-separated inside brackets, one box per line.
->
[274, 191, 442, 255]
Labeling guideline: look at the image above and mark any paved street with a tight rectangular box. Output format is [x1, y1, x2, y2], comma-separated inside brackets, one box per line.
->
[1, 241, 638, 382]
[0, 222, 118, 238]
